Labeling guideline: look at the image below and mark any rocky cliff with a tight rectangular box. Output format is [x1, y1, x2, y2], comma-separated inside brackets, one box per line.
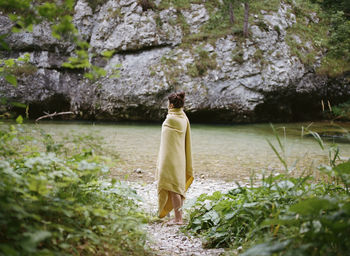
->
[1, 0, 349, 123]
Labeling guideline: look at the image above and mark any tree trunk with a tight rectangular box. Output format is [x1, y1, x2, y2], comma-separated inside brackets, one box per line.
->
[243, 2, 249, 37]
[229, 2, 235, 25]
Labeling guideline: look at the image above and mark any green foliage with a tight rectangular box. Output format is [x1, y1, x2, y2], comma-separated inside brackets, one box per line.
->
[0, 0, 120, 85]
[186, 126, 350, 255]
[231, 47, 244, 64]
[0, 53, 32, 87]
[0, 124, 150, 255]
[285, 0, 350, 76]
[285, 0, 328, 66]
[62, 41, 119, 81]
[51, 15, 77, 40]
[331, 100, 350, 120]
[197, 0, 280, 41]
[186, 48, 217, 77]
[319, 12, 350, 76]
[4, 63, 38, 77]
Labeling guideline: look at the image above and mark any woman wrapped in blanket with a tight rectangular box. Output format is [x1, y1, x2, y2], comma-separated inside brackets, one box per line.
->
[156, 92, 194, 225]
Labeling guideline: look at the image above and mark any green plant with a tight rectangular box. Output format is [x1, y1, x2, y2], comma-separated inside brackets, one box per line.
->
[0, 53, 31, 86]
[0, 0, 120, 87]
[232, 48, 244, 64]
[252, 49, 263, 63]
[185, 125, 350, 255]
[331, 100, 350, 120]
[0, 122, 150, 255]
[185, 48, 217, 77]
[155, 14, 163, 29]
[186, 63, 199, 77]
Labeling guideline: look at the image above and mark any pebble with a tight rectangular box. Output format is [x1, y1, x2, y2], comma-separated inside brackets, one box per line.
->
[129, 178, 238, 255]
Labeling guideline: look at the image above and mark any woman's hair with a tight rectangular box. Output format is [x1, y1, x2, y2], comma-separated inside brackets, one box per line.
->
[168, 91, 185, 108]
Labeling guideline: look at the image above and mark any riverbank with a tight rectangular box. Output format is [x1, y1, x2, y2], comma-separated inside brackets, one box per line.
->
[131, 178, 239, 255]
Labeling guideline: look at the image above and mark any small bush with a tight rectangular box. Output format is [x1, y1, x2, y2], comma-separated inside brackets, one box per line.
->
[186, 63, 199, 77]
[331, 100, 350, 120]
[232, 48, 244, 64]
[0, 123, 150, 255]
[186, 126, 350, 255]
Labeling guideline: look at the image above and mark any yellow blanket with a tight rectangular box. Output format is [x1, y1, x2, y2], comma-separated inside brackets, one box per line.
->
[157, 108, 194, 218]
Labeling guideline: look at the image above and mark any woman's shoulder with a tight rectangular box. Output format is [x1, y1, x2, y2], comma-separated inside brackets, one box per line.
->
[164, 114, 187, 129]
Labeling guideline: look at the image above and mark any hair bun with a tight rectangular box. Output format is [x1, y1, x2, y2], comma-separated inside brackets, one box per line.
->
[177, 91, 185, 99]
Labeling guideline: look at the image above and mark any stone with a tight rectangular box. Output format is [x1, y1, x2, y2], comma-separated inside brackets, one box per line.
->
[0, 1, 349, 123]
[73, 0, 94, 39]
[134, 168, 143, 173]
[181, 4, 209, 34]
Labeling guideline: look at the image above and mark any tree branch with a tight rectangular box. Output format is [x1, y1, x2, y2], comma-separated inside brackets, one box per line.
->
[35, 111, 74, 122]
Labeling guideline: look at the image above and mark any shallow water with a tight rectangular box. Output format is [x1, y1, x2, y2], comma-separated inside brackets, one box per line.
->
[10, 121, 350, 182]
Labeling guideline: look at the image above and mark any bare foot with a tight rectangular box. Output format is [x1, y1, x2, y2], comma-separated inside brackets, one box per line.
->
[166, 219, 184, 226]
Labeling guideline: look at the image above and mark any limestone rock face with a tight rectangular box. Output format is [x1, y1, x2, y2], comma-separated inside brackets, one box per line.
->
[74, 0, 95, 40]
[181, 4, 209, 33]
[0, 1, 349, 122]
[89, 0, 182, 52]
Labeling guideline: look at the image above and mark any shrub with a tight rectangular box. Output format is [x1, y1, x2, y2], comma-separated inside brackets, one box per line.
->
[232, 48, 244, 64]
[0, 121, 150, 255]
[331, 100, 350, 120]
[185, 125, 350, 255]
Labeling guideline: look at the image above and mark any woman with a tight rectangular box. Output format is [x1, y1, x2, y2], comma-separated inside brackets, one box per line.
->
[157, 92, 194, 225]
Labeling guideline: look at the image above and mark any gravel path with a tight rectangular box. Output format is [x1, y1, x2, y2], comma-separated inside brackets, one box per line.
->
[130, 178, 240, 256]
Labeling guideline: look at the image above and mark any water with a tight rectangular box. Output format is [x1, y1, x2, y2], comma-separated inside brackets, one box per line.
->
[6, 121, 350, 182]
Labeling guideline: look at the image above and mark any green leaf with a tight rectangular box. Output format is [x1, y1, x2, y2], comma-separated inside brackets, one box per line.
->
[11, 102, 27, 108]
[308, 131, 325, 150]
[4, 58, 15, 67]
[270, 123, 285, 153]
[0, 244, 18, 256]
[101, 50, 115, 58]
[5, 74, 17, 86]
[84, 72, 94, 80]
[242, 240, 291, 256]
[334, 161, 350, 174]
[289, 198, 337, 216]
[16, 115, 23, 124]
[267, 139, 288, 171]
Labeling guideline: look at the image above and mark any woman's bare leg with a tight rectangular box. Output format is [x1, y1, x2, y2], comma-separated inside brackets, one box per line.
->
[169, 191, 183, 224]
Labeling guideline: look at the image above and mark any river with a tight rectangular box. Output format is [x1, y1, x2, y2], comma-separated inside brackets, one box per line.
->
[20, 120, 350, 183]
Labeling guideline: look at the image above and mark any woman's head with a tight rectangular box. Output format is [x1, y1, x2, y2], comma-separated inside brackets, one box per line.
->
[168, 92, 185, 108]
